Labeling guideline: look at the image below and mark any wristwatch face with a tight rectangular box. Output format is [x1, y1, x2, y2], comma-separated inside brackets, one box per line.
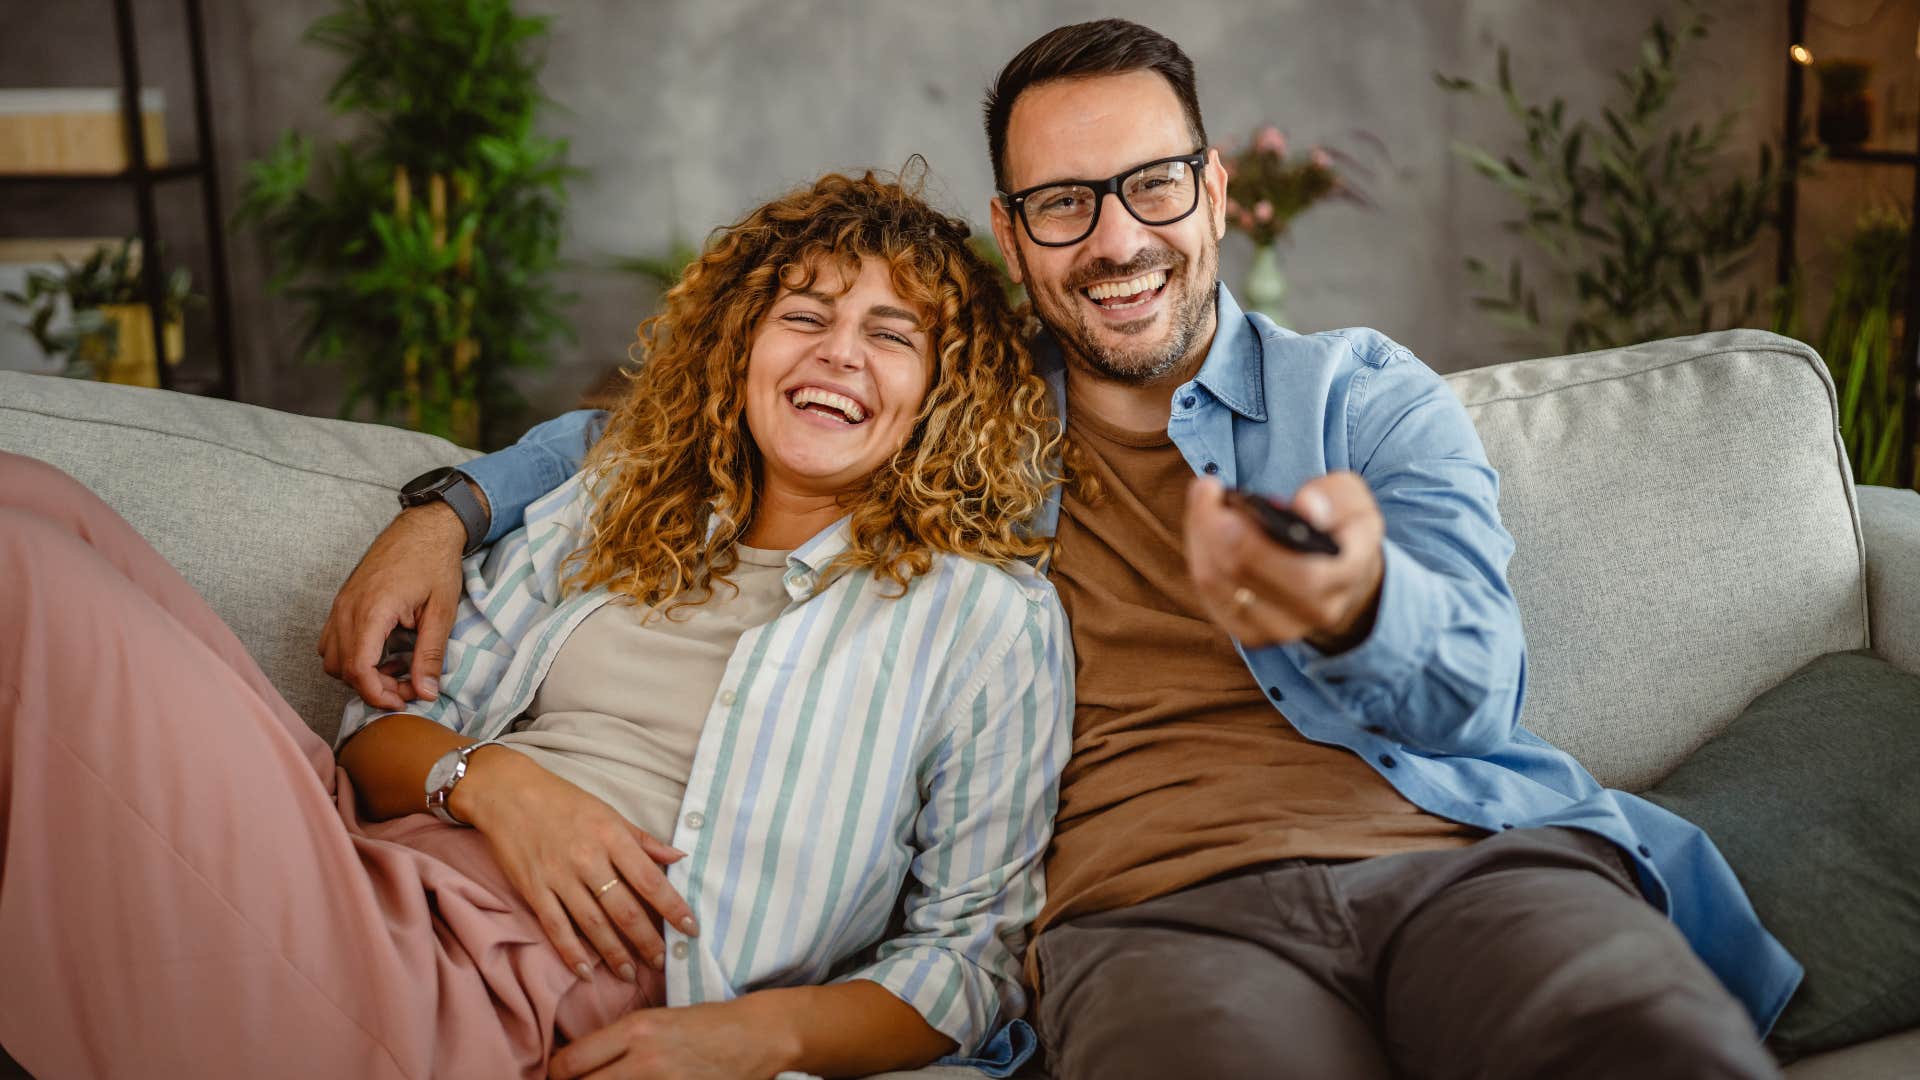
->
[425, 749, 462, 797]
[401, 465, 460, 502]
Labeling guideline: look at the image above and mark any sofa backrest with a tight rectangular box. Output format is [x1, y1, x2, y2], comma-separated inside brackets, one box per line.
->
[0, 373, 470, 744]
[1443, 330, 1866, 789]
[0, 328, 1869, 786]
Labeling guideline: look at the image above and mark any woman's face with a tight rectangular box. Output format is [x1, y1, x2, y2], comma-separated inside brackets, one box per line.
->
[743, 256, 935, 501]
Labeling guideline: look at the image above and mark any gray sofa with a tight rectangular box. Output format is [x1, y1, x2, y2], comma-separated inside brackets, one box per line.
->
[2, 327, 1917, 1078]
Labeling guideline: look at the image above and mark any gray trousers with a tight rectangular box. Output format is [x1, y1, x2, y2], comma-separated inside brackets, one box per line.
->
[1032, 827, 1780, 1080]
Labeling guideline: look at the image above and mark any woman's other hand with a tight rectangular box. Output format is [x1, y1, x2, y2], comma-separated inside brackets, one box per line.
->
[456, 746, 699, 981]
[547, 999, 797, 1080]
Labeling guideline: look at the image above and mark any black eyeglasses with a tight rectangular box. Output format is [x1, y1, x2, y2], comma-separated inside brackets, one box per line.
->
[1000, 150, 1207, 247]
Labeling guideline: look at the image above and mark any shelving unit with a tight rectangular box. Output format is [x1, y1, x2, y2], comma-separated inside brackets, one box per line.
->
[1779, 0, 1920, 489]
[0, 0, 236, 397]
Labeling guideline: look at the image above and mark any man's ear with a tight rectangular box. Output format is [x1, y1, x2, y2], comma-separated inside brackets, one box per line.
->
[1203, 148, 1229, 241]
[987, 199, 1026, 286]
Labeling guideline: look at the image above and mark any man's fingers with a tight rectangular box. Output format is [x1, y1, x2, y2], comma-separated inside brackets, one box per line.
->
[410, 598, 455, 701]
[344, 615, 407, 710]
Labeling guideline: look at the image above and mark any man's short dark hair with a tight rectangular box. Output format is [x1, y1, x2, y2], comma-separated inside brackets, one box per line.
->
[983, 19, 1207, 194]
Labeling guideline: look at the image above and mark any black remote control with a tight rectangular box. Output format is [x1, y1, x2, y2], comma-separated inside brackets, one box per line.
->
[1222, 488, 1341, 556]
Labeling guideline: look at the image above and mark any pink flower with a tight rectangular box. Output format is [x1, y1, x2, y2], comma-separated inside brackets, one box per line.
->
[1236, 208, 1256, 230]
[1257, 126, 1288, 158]
[1254, 200, 1274, 223]
[1311, 147, 1332, 169]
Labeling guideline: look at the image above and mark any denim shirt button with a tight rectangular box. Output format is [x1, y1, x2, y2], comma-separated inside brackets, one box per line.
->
[1266, 685, 1284, 701]
[1364, 724, 1386, 736]
[1203, 461, 1219, 475]
[1182, 395, 1197, 409]
[1501, 822, 1515, 830]
[1638, 844, 1652, 857]
[1377, 754, 1396, 768]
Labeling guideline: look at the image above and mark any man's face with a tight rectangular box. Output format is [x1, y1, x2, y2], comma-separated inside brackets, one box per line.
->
[990, 70, 1228, 386]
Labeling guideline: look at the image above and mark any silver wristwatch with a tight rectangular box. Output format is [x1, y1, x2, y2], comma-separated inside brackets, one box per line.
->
[424, 743, 487, 826]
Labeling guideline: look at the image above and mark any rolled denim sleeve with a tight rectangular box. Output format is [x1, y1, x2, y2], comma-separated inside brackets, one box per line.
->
[460, 408, 605, 543]
[1276, 350, 1525, 757]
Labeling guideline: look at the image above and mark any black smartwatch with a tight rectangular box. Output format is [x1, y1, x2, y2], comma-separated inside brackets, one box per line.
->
[398, 466, 488, 556]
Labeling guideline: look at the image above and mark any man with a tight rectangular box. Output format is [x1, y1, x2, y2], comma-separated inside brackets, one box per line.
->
[322, 19, 1796, 1079]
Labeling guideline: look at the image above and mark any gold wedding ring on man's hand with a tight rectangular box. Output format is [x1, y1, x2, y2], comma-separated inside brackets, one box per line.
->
[1231, 586, 1257, 615]
[595, 876, 621, 897]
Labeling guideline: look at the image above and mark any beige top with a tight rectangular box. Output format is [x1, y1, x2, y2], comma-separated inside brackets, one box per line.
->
[500, 544, 792, 841]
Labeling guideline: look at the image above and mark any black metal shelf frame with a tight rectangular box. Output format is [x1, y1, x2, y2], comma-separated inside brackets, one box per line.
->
[0, 0, 237, 398]
[1780, 0, 1920, 489]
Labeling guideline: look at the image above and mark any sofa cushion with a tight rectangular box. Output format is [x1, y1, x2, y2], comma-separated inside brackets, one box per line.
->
[0, 372, 472, 743]
[1641, 650, 1920, 1061]
[1444, 330, 1868, 790]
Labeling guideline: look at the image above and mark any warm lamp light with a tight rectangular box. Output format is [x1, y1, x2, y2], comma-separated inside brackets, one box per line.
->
[1790, 43, 1814, 65]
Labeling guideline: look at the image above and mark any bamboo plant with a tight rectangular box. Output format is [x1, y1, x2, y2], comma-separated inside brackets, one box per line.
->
[236, 0, 574, 447]
[1437, 2, 1788, 354]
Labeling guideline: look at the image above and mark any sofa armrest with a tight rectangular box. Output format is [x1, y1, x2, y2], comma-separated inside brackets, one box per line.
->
[1859, 484, 1920, 675]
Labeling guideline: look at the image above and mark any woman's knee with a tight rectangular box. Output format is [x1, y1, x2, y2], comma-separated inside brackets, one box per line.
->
[0, 452, 93, 510]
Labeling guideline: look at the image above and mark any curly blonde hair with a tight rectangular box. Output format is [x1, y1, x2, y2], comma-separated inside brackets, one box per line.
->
[562, 169, 1065, 613]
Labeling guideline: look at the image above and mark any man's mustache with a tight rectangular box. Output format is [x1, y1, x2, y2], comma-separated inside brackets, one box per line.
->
[1063, 245, 1185, 292]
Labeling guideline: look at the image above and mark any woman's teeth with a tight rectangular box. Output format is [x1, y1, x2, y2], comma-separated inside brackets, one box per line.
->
[1084, 269, 1169, 308]
[787, 386, 867, 424]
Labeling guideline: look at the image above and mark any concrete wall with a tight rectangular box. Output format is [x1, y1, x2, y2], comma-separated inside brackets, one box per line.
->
[4, 0, 1909, 439]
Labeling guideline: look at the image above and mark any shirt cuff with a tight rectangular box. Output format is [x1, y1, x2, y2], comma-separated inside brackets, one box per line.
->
[837, 947, 997, 1057]
[1275, 537, 1441, 715]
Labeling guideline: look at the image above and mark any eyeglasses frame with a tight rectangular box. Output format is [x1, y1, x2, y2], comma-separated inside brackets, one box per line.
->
[998, 149, 1211, 248]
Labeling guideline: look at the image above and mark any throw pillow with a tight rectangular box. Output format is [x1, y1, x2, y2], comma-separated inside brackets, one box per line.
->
[1642, 649, 1920, 1062]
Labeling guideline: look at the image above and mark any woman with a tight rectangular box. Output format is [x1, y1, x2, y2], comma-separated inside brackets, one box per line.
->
[0, 171, 1071, 1079]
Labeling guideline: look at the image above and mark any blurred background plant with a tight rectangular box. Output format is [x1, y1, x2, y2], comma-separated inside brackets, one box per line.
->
[235, 0, 574, 448]
[1777, 209, 1908, 488]
[3, 238, 196, 382]
[1438, 1, 1789, 355]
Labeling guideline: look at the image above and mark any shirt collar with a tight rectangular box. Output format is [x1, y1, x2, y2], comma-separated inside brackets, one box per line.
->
[703, 511, 852, 601]
[1032, 282, 1268, 422]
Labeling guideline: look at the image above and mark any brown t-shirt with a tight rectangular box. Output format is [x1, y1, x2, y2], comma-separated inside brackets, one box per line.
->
[1036, 406, 1481, 941]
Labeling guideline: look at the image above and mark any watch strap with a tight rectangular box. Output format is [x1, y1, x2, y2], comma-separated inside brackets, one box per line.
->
[399, 468, 488, 557]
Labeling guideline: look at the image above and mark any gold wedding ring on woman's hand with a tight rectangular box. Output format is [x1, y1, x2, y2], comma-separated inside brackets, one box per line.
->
[595, 876, 621, 897]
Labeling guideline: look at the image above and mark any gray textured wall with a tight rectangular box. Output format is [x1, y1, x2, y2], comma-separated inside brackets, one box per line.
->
[4, 1, 1910, 437]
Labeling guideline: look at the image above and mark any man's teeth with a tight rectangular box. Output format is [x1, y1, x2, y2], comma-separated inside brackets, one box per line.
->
[788, 386, 867, 423]
[1085, 269, 1169, 303]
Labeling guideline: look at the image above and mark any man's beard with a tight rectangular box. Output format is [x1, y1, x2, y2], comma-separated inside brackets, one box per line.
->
[1023, 237, 1219, 387]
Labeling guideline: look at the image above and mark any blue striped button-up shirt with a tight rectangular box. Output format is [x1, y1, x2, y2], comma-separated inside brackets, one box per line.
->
[338, 471, 1073, 1054]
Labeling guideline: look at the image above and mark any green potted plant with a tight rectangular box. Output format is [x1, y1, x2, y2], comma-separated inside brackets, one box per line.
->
[1816, 59, 1874, 148]
[236, 0, 574, 448]
[2, 237, 195, 386]
[1437, 1, 1788, 354]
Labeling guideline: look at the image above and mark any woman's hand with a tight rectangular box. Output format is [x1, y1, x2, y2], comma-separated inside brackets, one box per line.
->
[456, 747, 699, 981]
[547, 999, 797, 1080]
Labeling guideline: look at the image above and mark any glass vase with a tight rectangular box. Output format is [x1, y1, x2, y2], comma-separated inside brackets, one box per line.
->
[1244, 242, 1288, 327]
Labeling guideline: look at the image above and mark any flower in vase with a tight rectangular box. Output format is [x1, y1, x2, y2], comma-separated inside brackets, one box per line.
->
[1218, 126, 1374, 248]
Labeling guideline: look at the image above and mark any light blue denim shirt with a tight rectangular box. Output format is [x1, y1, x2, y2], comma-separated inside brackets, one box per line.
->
[461, 285, 1801, 1041]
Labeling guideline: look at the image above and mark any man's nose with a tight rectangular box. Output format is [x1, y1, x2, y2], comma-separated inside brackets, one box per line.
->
[1080, 191, 1150, 265]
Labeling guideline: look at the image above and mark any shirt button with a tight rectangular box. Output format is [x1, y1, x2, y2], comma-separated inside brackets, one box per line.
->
[1364, 724, 1386, 735]
[684, 811, 705, 830]
[1182, 395, 1197, 409]
[1203, 461, 1219, 475]
[1377, 754, 1396, 768]
[1266, 685, 1284, 701]
[671, 941, 689, 960]
[1501, 823, 1515, 830]
[1637, 844, 1652, 857]
[717, 689, 736, 706]
[792, 572, 814, 591]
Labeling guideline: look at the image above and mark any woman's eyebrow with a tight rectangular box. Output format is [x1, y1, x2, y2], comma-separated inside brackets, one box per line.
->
[788, 288, 922, 329]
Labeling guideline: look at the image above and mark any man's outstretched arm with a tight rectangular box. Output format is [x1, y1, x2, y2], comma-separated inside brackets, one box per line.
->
[319, 408, 605, 708]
